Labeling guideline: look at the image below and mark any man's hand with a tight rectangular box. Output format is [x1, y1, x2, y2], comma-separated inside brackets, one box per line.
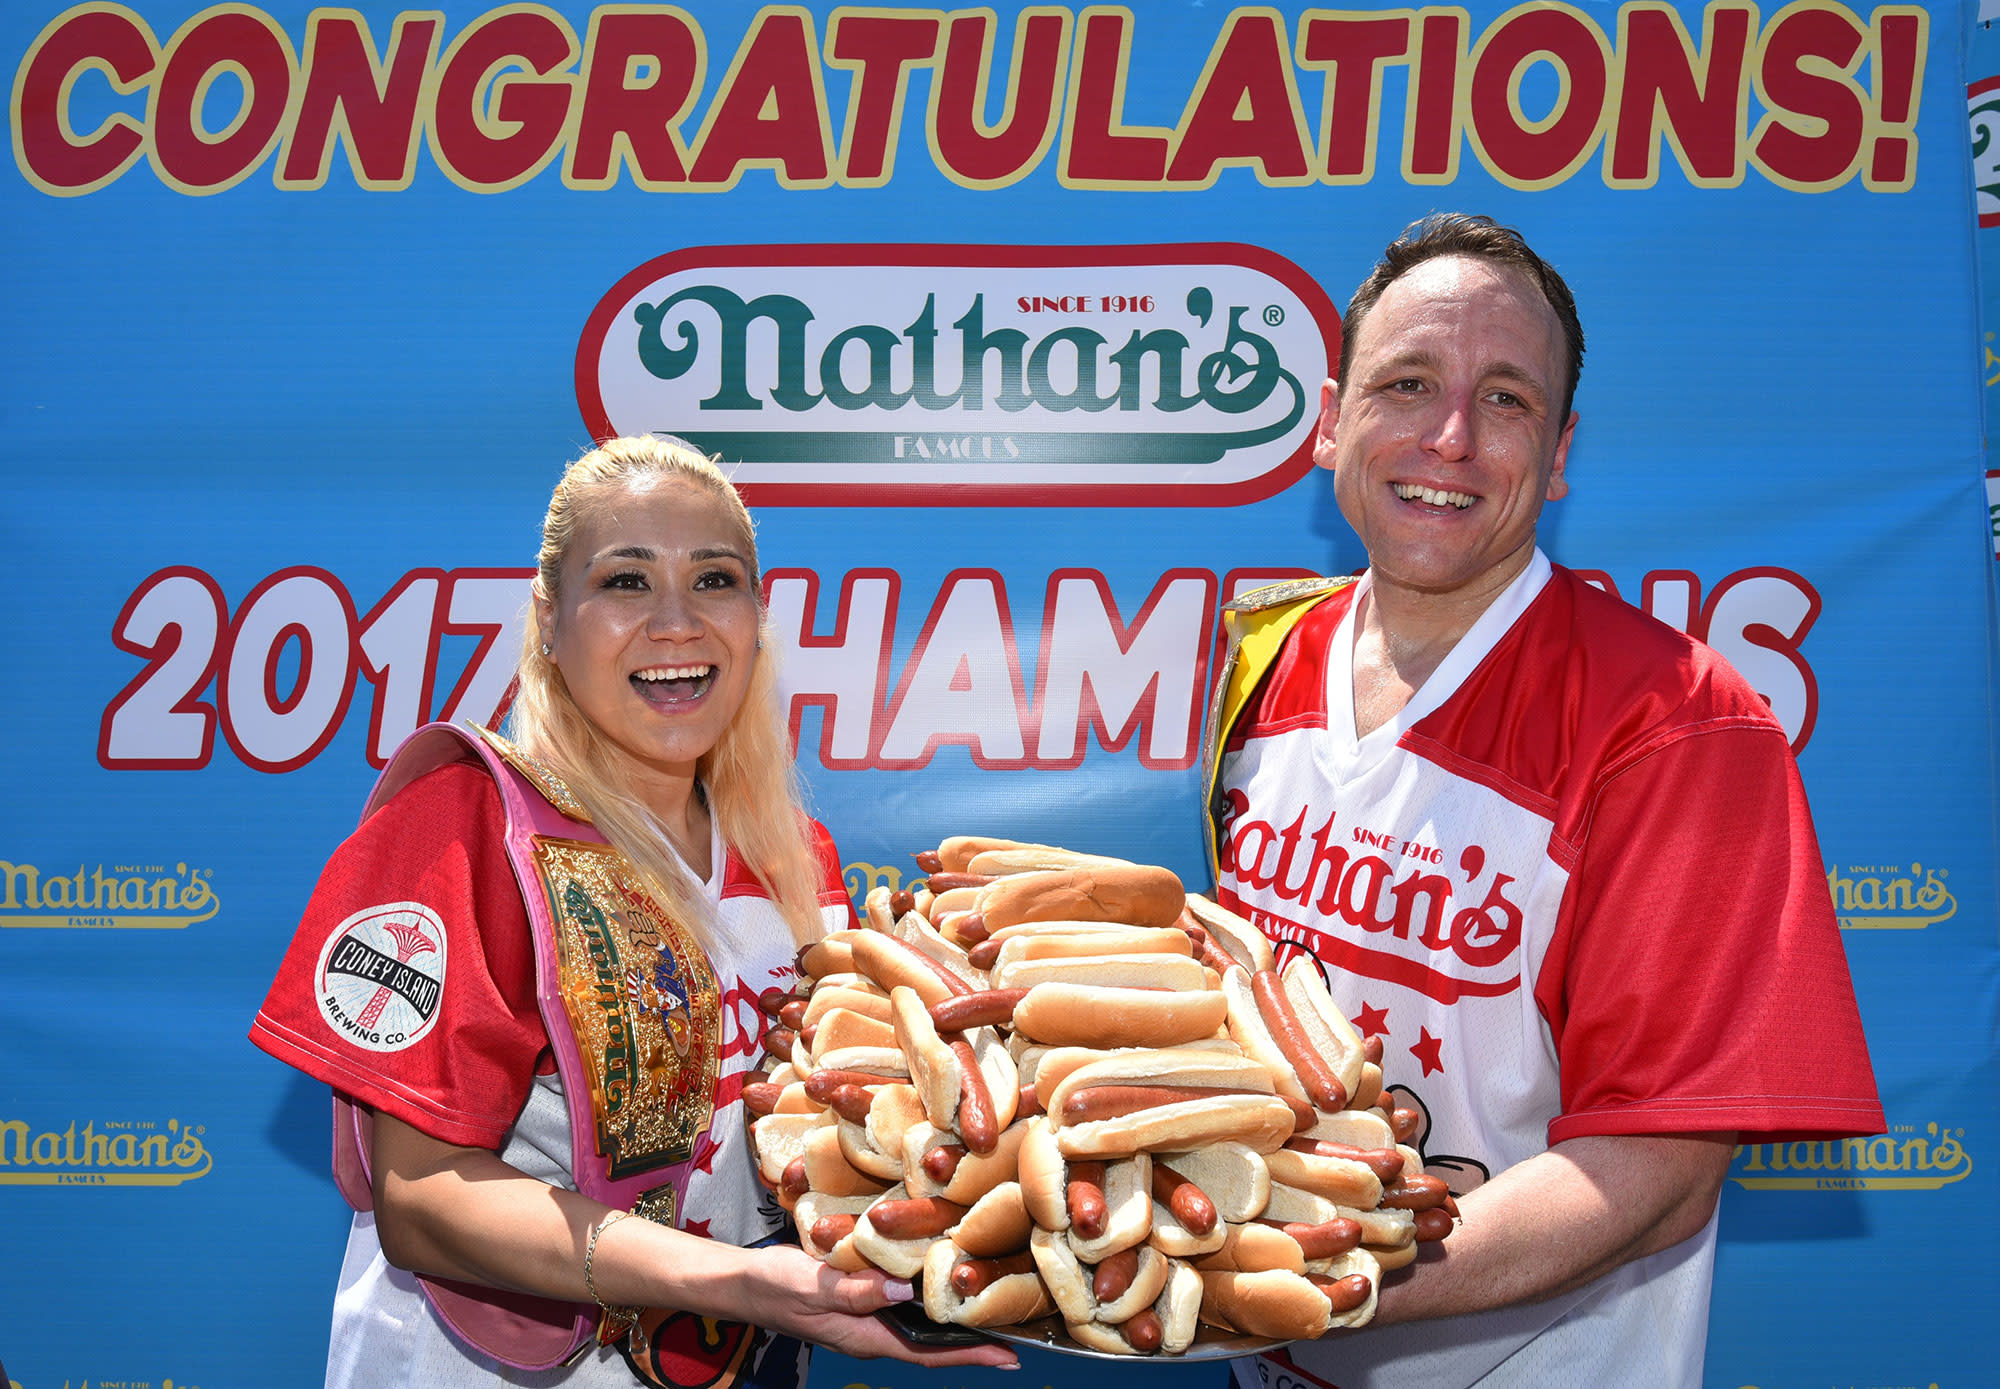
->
[1373, 1132, 1735, 1324]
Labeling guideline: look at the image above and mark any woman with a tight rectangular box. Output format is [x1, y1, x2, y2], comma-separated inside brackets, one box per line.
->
[251, 437, 1016, 1384]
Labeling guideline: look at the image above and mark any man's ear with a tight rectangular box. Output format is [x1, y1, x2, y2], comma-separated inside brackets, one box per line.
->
[1312, 378, 1340, 471]
[1545, 409, 1578, 501]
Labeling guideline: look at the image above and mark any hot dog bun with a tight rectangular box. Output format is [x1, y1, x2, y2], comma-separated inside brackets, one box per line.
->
[979, 866, 1186, 933]
[921, 1239, 1054, 1327]
[795, 1191, 875, 1271]
[1183, 897, 1276, 973]
[1012, 982, 1229, 1050]
[951, 1180, 1033, 1256]
[1046, 1049, 1296, 1158]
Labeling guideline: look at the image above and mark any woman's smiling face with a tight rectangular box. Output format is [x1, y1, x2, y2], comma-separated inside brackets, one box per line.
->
[537, 475, 762, 796]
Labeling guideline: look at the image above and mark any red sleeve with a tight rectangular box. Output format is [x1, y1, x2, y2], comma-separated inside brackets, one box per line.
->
[248, 761, 549, 1149]
[1538, 723, 1885, 1145]
[809, 818, 861, 928]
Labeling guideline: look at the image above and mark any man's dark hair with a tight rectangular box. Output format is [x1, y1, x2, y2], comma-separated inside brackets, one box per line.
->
[1340, 212, 1585, 421]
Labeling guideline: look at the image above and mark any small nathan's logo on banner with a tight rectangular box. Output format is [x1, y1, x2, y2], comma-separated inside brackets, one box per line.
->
[1729, 1121, 1972, 1192]
[0, 1116, 212, 1186]
[314, 902, 448, 1052]
[1971, 77, 2000, 227]
[576, 244, 1339, 506]
[1827, 861, 1956, 929]
[0, 859, 217, 929]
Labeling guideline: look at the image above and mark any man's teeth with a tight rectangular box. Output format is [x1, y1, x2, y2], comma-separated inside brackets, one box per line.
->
[1394, 483, 1475, 509]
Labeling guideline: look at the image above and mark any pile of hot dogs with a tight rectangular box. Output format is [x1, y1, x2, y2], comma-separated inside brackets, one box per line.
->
[744, 837, 1458, 1354]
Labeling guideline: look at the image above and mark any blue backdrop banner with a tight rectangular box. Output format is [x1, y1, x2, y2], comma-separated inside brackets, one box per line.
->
[3, 2, 1995, 1386]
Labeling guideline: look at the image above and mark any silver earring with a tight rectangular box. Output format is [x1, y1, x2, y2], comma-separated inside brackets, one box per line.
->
[756, 637, 764, 651]
[541, 642, 552, 657]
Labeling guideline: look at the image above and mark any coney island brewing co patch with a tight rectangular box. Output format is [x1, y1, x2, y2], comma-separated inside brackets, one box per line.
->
[314, 901, 449, 1052]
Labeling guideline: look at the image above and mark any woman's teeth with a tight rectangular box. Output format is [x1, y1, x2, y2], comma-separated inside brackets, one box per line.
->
[631, 664, 714, 702]
[1394, 483, 1475, 509]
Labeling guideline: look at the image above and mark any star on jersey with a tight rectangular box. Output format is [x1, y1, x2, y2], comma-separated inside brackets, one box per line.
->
[1410, 1027, 1445, 1077]
[1353, 1003, 1390, 1039]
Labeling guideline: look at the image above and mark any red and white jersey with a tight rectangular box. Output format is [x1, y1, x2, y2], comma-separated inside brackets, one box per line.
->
[1216, 552, 1880, 1389]
[251, 763, 856, 1386]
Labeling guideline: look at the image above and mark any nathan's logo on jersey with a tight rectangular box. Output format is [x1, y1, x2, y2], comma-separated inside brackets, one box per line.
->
[314, 902, 448, 1052]
[1219, 791, 1527, 1002]
[0, 1116, 212, 1186]
[1729, 1120, 1972, 1192]
[1827, 861, 1956, 930]
[576, 244, 1337, 507]
[0, 858, 217, 929]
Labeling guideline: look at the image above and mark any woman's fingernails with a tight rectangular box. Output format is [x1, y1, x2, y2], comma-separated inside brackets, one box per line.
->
[883, 1279, 914, 1302]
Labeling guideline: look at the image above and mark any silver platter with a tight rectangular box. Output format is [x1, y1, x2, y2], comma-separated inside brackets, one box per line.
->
[981, 1316, 1288, 1362]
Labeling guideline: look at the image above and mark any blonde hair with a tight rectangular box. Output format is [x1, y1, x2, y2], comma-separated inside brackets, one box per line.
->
[508, 435, 828, 948]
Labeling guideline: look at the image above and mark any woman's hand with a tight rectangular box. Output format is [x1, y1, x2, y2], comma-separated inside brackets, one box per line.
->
[723, 1243, 1018, 1368]
[369, 1112, 1017, 1368]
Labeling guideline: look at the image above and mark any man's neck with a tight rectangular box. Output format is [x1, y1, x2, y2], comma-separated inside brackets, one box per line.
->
[1350, 548, 1535, 739]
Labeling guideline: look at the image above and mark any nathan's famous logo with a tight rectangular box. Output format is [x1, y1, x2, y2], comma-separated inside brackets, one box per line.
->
[843, 860, 915, 912]
[0, 1117, 212, 1186]
[1827, 861, 1955, 930]
[576, 244, 1338, 507]
[1730, 1120, 1972, 1192]
[0, 859, 216, 929]
[1972, 78, 2000, 227]
[1217, 792, 1527, 1004]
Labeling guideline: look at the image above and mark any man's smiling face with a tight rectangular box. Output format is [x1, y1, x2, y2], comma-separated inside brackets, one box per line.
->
[1317, 253, 1577, 604]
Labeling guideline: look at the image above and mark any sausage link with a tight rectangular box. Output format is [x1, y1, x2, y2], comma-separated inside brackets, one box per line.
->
[1281, 1094, 1317, 1133]
[777, 998, 808, 1031]
[808, 1214, 857, 1248]
[1091, 1247, 1141, 1303]
[1255, 1217, 1363, 1260]
[1414, 1207, 1456, 1243]
[828, 1084, 876, 1124]
[921, 1144, 967, 1185]
[780, 1157, 809, 1199]
[762, 1026, 798, 1059]
[927, 872, 995, 893]
[949, 912, 990, 944]
[948, 1035, 999, 1155]
[1151, 1161, 1217, 1235]
[889, 888, 916, 917]
[1282, 1138, 1407, 1185]
[867, 1195, 968, 1239]
[742, 1082, 783, 1117]
[758, 987, 791, 1019]
[1390, 1107, 1420, 1143]
[1066, 1160, 1109, 1238]
[1015, 1083, 1044, 1118]
[966, 939, 1003, 970]
[949, 1250, 1037, 1297]
[1059, 1084, 1259, 1125]
[1363, 1035, 1384, 1066]
[1122, 1309, 1164, 1352]
[913, 851, 944, 873]
[1380, 1174, 1450, 1212]
[930, 988, 1030, 1032]
[1308, 1273, 1373, 1314]
[1251, 971, 1349, 1111]
[803, 1069, 897, 1103]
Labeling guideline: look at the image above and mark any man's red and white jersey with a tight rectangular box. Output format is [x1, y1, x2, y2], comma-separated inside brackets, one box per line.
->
[1215, 552, 1881, 1388]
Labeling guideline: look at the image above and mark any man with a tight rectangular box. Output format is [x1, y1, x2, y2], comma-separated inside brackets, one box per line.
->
[1203, 214, 1882, 1387]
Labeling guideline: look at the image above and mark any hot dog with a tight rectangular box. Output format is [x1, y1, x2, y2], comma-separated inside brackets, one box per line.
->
[976, 865, 1187, 934]
[920, 1237, 1055, 1327]
[1197, 1249, 1380, 1339]
[889, 986, 1020, 1151]
[1044, 1050, 1298, 1158]
[1151, 1161, 1217, 1235]
[930, 988, 1030, 1032]
[1018, 1118, 1153, 1260]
